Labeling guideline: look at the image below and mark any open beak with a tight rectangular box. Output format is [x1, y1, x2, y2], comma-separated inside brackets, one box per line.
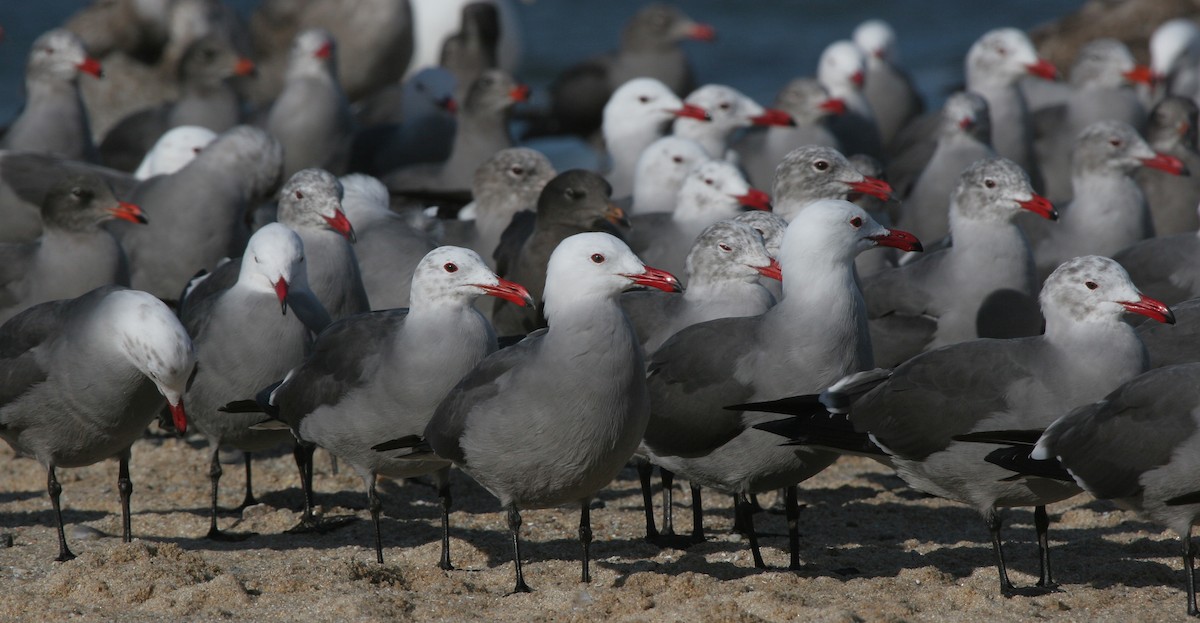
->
[108, 200, 147, 224]
[868, 228, 923, 253]
[478, 277, 534, 307]
[314, 41, 333, 59]
[323, 210, 357, 242]
[1016, 193, 1058, 220]
[670, 103, 711, 121]
[749, 108, 796, 127]
[1121, 293, 1175, 324]
[509, 84, 531, 102]
[233, 57, 257, 77]
[846, 176, 893, 201]
[1122, 65, 1154, 85]
[1141, 152, 1189, 176]
[819, 98, 847, 116]
[624, 265, 682, 292]
[687, 23, 716, 42]
[754, 258, 783, 281]
[274, 277, 289, 315]
[77, 56, 103, 78]
[733, 188, 772, 211]
[1025, 58, 1059, 81]
[605, 203, 630, 228]
[169, 400, 188, 435]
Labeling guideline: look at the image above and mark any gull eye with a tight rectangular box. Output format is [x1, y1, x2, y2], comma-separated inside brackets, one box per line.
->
[718, 101, 732, 110]
[672, 155, 684, 164]
[70, 187, 86, 198]
[984, 179, 996, 189]
[704, 178, 714, 186]
[44, 47, 54, 55]
[564, 188, 581, 200]
[444, 262, 458, 273]
[1109, 138, 1122, 147]
[996, 46, 1008, 56]
[849, 216, 863, 228]
[813, 160, 829, 171]
[638, 95, 650, 104]
[590, 253, 605, 264]
[294, 191, 304, 199]
[1085, 281, 1098, 290]
[510, 166, 524, 175]
[718, 243, 732, 252]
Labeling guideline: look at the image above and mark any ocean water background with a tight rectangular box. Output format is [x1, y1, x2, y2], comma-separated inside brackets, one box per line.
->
[0, 1, 1083, 131]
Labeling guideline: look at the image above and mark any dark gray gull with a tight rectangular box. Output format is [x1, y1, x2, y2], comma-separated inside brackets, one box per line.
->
[179, 223, 330, 540]
[737, 78, 844, 191]
[602, 77, 710, 199]
[629, 136, 710, 215]
[0, 286, 194, 561]
[110, 125, 283, 300]
[866, 157, 1056, 368]
[980, 362, 1200, 615]
[413, 232, 679, 592]
[490, 170, 629, 335]
[642, 200, 919, 564]
[1, 29, 103, 162]
[268, 246, 531, 565]
[0, 152, 138, 243]
[1138, 96, 1200, 235]
[266, 29, 355, 179]
[275, 169, 371, 319]
[1027, 120, 1187, 279]
[671, 84, 795, 159]
[338, 174, 437, 310]
[853, 19, 923, 150]
[745, 256, 1173, 594]
[0, 173, 147, 324]
[770, 145, 893, 222]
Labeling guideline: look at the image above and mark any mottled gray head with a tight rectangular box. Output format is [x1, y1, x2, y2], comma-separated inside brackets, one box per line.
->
[277, 169, 352, 239]
[410, 246, 531, 310]
[685, 220, 778, 286]
[473, 147, 556, 211]
[1040, 255, 1173, 330]
[773, 146, 891, 220]
[951, 157, 1054, 223]
[732, 210, 788, 257]
[623, 4, 713, 51]
[27, 28, 101, 82]
[940, 91, 991, 143]
[196, 126, 284, 200]
[775, 78, 841, 124]
[42, 173, 146, 231]
[966, 28, 1055, 89]
[177, 33, 252, 85]
[463, 69, 526, 115]
[1072, 120, 1174, 176]
[1145, 96, 1199, 150]
[1069, 39, 1142, 89]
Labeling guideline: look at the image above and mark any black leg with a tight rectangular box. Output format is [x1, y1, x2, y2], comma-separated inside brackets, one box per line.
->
[660, 468, 676, 537]
[118, 454, 133, 543]
[1185, 527, 1198, 617]
[436, 469, 453, 571]
[690, 484, 705, 544]
[507, 505, 532, 594]
[1034, 505, 1056, 589]
[738, 494, 766, 569]
[785, 485, 800, 570]
[579, 499, 593, 584]
[732, 494, 751, 534]
[367, 475, 383, 564]
[48, 466, 75, 562]
[238, 452, 257, 510]
[206, 446, 223, 539]
[636, 459, 658, 541]
[749, 493, 763, 513]
[294, 444, 315, 523]
[987, 509, 1016, 595]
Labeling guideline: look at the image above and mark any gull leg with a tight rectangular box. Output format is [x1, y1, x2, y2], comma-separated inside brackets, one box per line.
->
[436, 468, 453, 570]
[507, 504, 532, 594]
[118, 453, 133, 543]
[579, 499, 593, 583]
[48, 466, 75, 562]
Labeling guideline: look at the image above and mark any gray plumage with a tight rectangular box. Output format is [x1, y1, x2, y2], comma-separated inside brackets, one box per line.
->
[866, 157, 1050, 368]
[737, 78, 842, 191]
[0, 151, 137, 243]
[1, 29, 101, 162]
[275, 169, 371, 319]
[771, 145, 891, 222]
[853, 20, 923, 150]
[1137, 297, 1200, 370]
[110, 125, 283, 300]
[349, 67, 458, 175]
[818, 40, 883, 161]
[1114, 229, 1200, 307]
[266, 29, 354, 179]
[0, 173, 145, 324]
[1138, 96, 1200, 235]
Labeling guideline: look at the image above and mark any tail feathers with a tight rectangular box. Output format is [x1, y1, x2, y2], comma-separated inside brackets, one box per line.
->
[755, 413, 885, 457]
[1167, 490, 1200, 506]
[984, 446, 1073, 482]
[255, 380, 284, 418]
[820, 368, 891, 413]
[371, 435, 437, 459]
[954, 429, 1045, 446]
[219, 399, 264, 414]
[727, 394, 825, 417]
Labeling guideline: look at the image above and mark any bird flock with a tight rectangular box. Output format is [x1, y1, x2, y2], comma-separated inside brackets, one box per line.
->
[6, 0, 1200, 615]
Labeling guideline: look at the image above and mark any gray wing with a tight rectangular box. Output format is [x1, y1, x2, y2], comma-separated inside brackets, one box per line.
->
[625, 212, 674, 256]
[643, 316, 762, 457]
[271, 310, 408, 429]
[493, 210, 536, 277]
[620, 290, 679, 353]
[862, 248, 947, 318]
[1138, 297, 1200, 369]
[852, 338, 1037, 460]
[1114, 234, 1200, 306]
[0, 151, 136, 206]
[97, 106, 171, 173]
[177, 258, 241, 337]
[1045, 364, 1200, 499]
[0, 241, 39, 306]
[426, 328, 547, 464]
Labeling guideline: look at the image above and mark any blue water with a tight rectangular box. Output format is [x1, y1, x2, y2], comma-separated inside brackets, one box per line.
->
[0, 1, 1082, 124]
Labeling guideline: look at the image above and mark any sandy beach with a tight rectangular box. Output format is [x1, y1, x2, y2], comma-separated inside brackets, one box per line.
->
[1, 429, 1192, 622]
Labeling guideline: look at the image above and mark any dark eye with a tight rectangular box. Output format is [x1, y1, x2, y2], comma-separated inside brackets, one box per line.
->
[718, 101, 732, 110]
[638, 95, 650, 104]
[850, 216, 863, 228]
[814, 160, 829, 171]
[672, 155, 684, 164]
[984, 179, 996, 189]
[444, 262, 458, 273]
[1109, 138, 1122, 147]
[565, 188, 581, 200]
[718, 243, 732, 252]
[1085, 281, 1098, 290]
[192, 146, 203, 154]
[704, 178, 714, 186]
[44, 47, 54, 55]
[510, 166, 524, 175]
[996, 46, 1007, 56]
[590, 253, 605, 264]
[295, 191, 304, 199]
